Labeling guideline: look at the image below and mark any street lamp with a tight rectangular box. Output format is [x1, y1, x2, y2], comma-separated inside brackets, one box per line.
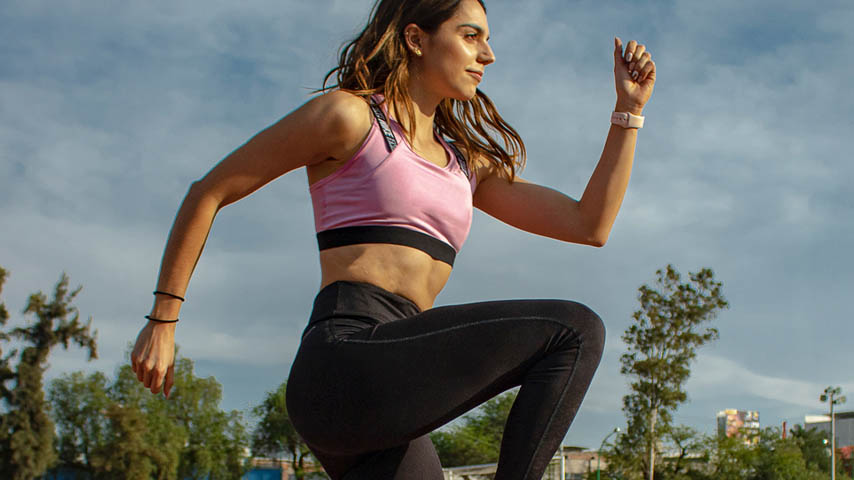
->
[821, 386, 847, 480]
[597, 427, 621, 480]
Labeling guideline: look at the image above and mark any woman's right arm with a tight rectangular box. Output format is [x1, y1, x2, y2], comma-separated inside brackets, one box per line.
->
[131, 90, 372, 397]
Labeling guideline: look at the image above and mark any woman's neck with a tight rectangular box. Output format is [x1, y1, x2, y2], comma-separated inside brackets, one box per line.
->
[386, 85, 442, 148]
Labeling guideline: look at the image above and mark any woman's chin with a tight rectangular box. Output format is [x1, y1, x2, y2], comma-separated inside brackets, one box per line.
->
[450, 89, 478, 102]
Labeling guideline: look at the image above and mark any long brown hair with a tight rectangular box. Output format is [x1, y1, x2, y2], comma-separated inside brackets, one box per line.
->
[318, 0, 525, 181]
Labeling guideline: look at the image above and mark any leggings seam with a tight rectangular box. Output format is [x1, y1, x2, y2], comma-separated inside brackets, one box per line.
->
[520, 342, 582, 480]
[338, 315, 574, 345]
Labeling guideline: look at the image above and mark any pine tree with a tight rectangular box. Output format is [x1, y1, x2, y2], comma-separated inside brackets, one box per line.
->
[0, 267, 98, 479]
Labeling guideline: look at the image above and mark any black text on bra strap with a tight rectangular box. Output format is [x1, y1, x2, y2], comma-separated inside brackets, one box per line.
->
[317, 225, 456, 266]
[447, 141, 471, 180]
[369, 102, 398, 152]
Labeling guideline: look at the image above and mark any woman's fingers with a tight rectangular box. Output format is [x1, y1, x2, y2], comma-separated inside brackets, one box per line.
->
[639, 59, 656, 83]
[150, 365, 165, 394]
[623, 39, 638, 63]
[629, 44, 646, 70]
[143, 363, 154, 389]
[631, 51, 651, 80]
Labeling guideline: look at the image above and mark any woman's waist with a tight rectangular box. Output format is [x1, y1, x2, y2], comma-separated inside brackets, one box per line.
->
[302, 277, 427, 342]
[318, 243, 451, 311]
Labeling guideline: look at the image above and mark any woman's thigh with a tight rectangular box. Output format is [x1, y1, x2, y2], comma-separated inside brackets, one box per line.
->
[287, 298, 604, 455]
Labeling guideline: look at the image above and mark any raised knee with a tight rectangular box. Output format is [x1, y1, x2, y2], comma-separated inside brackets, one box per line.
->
[553, 300, 605, 352]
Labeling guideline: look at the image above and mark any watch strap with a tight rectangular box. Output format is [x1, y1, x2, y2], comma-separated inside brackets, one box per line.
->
[611, 111, 644, 129]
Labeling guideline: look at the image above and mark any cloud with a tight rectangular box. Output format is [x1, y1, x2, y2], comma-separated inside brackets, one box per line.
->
[689, 354, 854, 410]
[2, 0, 853, 449]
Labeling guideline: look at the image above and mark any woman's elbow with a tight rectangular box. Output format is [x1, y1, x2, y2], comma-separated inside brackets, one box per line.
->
[583, 227, 610, 248]
[583, 234, 608, 248]
[186, 180, 226, 212]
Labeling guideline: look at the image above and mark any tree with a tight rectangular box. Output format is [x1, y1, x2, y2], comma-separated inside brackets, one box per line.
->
[162, 357, 250, 480]
[789, 424, 830, 474]
[700, 428, 758, 480]
[617, 264, 728, 480]
[48, 370, 112, 475]
[430, 389, 517, 467]
[251, 380, 323, 479]
[658, 425, 707, 479]
[0, 267, 98, 479]
[753, 427, 825, 480]
[47, 349, 250, 479]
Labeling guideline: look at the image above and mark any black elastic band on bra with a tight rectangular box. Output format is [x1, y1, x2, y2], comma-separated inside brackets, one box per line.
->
[317, 225, 456, 266]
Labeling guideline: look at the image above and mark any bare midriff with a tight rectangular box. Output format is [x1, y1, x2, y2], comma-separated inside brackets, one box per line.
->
[307, 145, 457, 312]
[318, 245, 452, 312]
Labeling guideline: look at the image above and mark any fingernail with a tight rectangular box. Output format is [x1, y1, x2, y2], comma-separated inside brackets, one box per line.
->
[632, 71, 638, 79]
[626, 53, 633, 62]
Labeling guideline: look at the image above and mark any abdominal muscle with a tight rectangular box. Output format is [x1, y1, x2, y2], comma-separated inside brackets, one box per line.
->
[308, 156, 455, 312]
[319, 245, 452, 312]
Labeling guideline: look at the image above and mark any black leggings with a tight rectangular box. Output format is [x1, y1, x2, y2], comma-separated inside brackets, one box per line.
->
[286, 280, 605, 480]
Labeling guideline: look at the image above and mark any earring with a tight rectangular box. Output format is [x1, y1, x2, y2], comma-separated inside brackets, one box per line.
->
[415, 49, 422, 56]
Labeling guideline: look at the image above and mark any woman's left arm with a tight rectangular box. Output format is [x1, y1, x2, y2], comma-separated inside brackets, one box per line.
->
[473, 37, 655, 247]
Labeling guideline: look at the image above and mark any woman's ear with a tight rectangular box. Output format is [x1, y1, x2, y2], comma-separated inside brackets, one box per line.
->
[403, 23, 425, 57]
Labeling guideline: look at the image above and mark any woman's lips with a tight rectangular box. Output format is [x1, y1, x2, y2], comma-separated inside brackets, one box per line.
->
[467, 71, 483, 82]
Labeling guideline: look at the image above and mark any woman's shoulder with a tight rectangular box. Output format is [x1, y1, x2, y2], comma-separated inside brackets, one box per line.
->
[303, 90, 374, 154]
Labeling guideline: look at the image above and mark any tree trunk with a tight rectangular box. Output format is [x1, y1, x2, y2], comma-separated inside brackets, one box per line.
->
[648, 408, 657, 480]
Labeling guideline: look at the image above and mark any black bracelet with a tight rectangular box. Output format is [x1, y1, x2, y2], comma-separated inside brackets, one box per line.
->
[153, 290, 185, 302]
[145, 314, 179, 323]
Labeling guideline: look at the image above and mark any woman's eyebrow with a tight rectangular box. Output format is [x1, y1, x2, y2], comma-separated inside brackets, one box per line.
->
[458, 23, 490, 41]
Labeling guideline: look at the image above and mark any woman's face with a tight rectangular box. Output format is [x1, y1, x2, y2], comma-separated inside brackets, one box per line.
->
[413, 0, 495, 101]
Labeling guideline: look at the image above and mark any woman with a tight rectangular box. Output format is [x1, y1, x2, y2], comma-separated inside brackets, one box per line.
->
[131, 0, 655, 478]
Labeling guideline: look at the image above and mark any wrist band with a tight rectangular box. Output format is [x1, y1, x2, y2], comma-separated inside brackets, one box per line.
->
[153, 290, 185, 302]
[611, 111, 644, 129]
[145, 314, 179, 324]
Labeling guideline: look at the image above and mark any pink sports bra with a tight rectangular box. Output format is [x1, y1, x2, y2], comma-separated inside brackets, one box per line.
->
[309, 94, 477, 266]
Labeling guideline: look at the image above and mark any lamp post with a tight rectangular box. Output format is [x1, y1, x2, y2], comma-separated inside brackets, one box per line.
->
[597, 427, 620, 480]
[821, 386, 847, 480]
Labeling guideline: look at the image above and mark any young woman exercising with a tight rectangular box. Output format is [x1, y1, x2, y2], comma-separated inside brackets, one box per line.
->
[130, 0, 656, 478]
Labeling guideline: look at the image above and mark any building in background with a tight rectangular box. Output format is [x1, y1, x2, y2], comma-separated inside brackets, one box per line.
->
[717, 409, 760, 445]
[805, 411, 854, 448]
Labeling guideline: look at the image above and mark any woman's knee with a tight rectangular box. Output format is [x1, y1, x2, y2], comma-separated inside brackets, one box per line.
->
[548, 300, 605, 353]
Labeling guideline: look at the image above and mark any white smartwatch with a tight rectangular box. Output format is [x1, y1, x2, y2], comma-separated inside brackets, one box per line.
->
[611, 111, 644, 129]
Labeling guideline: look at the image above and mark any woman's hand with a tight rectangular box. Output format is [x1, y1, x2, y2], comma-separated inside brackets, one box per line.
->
[613, 37, 656, 113]
[131, 321, 176, 398]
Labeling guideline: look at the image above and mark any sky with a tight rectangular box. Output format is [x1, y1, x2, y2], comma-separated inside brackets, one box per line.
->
[1, 0, 853, 453]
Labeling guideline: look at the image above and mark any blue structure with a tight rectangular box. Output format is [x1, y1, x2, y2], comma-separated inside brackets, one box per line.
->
[244, 468, 285, 480]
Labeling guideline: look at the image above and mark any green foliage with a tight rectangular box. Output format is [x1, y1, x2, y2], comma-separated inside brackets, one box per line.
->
[49, 371, 112, 471]
[430, 389, 516, 467]
[250, 381, 323, 480]
[0, 268, 98, 479]
[46, 350, 251, 479]
[616, 264, 728, 479]
[752, 427, 825, 480]
[605, 425, 829, 480]
[789, 424, 830, 473]
[702, 428, 758, 480]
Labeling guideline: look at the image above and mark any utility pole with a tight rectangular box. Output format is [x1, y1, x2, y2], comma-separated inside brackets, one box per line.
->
[821, 386, 847, 480]
[597, 427, 620, 480]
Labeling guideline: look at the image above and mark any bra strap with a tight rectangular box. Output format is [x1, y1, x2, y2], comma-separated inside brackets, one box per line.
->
[447, 142, 471, 180]
[368, 100, 398, 152]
